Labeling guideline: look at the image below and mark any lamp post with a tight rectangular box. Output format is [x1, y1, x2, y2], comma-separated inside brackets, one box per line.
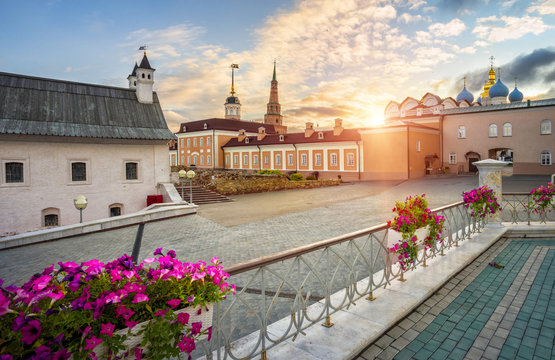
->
[186, 170, 196, 204]
[73, 195, 88, 223]
[178, 169, 186, 200]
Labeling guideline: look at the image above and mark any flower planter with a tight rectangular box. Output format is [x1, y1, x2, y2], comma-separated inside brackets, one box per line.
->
[94, 304, 213, 359]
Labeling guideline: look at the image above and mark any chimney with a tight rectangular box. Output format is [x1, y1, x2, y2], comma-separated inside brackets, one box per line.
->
[238, 129, 246, 142]
[305, 122, 315, 138]
[333, 118, 344, 136]
[257, 127, 266, 141]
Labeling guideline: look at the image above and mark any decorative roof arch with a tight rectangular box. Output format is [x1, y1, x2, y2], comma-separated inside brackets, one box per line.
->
[421, 93, 442, 107]
[458, 99, 472, 108]
[384, 101, 400, 118]
[442, 97, 458, 109]
[400, 97, 419, 113]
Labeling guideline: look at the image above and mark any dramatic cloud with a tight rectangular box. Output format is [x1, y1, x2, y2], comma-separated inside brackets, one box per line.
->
[428, 18, 466, 37]
[473, 15, 551, 42]
[398, 13, 424, 23]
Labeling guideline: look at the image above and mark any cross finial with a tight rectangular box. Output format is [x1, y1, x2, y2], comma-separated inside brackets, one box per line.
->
[514, 76, 518, 87]
[489, 56, 495, 68]
[463, 76, 467, 87]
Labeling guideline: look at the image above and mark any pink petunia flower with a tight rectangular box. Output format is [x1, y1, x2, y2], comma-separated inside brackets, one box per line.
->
[84, 335, 103, 350]
[100, 323, 115, 338]
[132, 293, 149, 303]
[176, 312, 190, 325]
[167, 299, 181, 309]
[20, 319, 41, 345]
[154, 308, 169, 317]
[125, 320, 139, 329]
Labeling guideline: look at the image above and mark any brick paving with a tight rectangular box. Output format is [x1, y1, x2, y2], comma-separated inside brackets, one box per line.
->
[355, 238, 555, 360]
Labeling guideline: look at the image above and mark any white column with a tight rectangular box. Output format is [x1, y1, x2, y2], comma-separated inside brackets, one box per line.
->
[474, 159, 506, 225]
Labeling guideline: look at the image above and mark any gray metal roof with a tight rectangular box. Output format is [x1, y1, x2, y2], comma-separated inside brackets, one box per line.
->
[442, 98, 555, 115]
[0, 72, 175, 140]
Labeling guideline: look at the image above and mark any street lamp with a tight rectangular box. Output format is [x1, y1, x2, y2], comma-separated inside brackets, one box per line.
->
[186, 170, 196, 204]
[73, 195, 88, 223]
[178, 169, 186, 201]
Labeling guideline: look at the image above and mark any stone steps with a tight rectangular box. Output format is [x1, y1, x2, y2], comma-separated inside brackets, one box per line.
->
[176, 185, 233, 204]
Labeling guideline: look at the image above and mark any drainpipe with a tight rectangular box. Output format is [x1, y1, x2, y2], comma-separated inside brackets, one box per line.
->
[293, 144, 298, 172]
[439, 115, 444, 171]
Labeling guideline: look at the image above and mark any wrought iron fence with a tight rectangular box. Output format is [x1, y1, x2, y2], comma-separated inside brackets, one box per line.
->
[192, 201, 483, 359]
[501, 192, 555, 224]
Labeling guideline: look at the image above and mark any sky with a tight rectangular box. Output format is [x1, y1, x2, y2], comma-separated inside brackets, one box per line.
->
[1, 0, 555, 132]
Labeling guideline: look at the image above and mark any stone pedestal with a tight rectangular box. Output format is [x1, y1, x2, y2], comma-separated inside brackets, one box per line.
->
[473, 159, 506, 225]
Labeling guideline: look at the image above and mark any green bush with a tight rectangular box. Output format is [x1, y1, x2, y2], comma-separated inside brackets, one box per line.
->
[257, 169, 284, 176]
[290, 173, 304, 181]
[306, 175, 317, 180]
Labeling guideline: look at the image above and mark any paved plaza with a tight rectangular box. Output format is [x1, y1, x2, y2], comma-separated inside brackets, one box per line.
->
[356, 237, 555, 360]
[0, 175, 549, 287]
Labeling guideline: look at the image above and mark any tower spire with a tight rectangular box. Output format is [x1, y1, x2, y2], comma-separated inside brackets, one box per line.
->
[224, 64, 241, 120]
[264, 60, 286, 133]
[230, 63, 238, 96]
[272, 59, 277, 82]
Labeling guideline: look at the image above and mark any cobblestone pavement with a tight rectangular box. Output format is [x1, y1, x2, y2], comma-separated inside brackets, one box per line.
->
[355, 237, 555, 360]
[1, 175, 549, 287]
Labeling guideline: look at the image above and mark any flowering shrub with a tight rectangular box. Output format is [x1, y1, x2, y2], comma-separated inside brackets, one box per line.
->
[462, 186, 502, 219]
[387, 195, 445, 269]
[528, 182, 554, 216]
[0, 248, 235, 360]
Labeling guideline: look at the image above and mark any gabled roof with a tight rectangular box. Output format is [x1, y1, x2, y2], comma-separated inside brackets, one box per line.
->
[177, 118, 278, 134]
[442, 98, 555, 115]
[223, 129, 360, 147]
[0, 72, 175, 140]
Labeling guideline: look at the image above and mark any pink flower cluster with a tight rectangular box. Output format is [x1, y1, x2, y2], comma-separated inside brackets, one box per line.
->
[529, 182, 554, 215]
[0, 249, 235, 359]
[463, 186, 501, 219]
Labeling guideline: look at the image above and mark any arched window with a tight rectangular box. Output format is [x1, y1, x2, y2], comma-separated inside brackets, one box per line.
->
[200, 155, 204, 165]
[318, 132, 324, 139]
[200, 138, 204, 147]
[540, 151, 551, 165]
[193, 156, 197, 165]
[457, 126, 466, 138]
[42, 208, 60, 227]
[207, 155, 211, 165]
[147, 74, 151, 79]
[503, 123, 512, 137]
[540, 120, 552, 135]
[109, 203, 123, 217]
[488, 124, 498, 137]
[279, 135, 284, 141]
[203, 123, 208, 129]
[141, 73, 145, 79]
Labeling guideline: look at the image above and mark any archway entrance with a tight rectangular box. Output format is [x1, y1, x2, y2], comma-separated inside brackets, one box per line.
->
[488, 148, 514, 163]
[465, 151, 481, 173]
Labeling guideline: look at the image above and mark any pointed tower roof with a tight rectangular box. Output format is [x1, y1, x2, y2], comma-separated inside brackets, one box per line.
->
[130, 62, 138, 77]
[272, 59, 277, 82]
[139, 52, 155, 70]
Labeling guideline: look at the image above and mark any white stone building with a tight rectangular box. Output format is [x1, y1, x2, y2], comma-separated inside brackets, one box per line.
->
[0, 53, 176, 236]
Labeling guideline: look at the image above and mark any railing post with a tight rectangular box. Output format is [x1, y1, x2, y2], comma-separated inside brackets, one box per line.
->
[473, 159, 506, 227]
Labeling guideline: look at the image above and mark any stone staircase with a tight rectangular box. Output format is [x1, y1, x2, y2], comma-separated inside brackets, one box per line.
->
[176, 185, 233, 205]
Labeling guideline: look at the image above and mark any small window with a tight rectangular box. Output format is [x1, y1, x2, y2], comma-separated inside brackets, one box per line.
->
[110, 207, 121, 217]
[125, 162, 138, 180]
[449, 152, 457, 164]
[41, 208, 60, 227]
[234, 155, 239, 165]
[207, 137, 211, 146]
[243, 155, 249, 165]
[180, 139, 185, 147]
[264, 155, 269, 165]
[193, 138, 197, 147]
[253, 154, 258, 165]
[315, 154, 322, 166]
[301, 154, 307, 166]
[288, 154, 294, 166]
[488, 124, 498, 137]
[147, 74, 151, 80]
[503, 123, 512, 137]
[203, 123, 208, 129]
[5, 162, 24, 183]
[279, 135, 284, 142]
[330, 153, 337, 166]
[318, 132, 324, 139]
[200, 138, 204, 147]
[187, 156, 191, 164]
[245, 138, 250, 144]
[142, 73, 145, 79]
[193, 156, 197, 164]
[207, 155, 211, 165]
[540, 151, 551, 165]
[134, 81, 136, 86]
[200, 155, 204, 165]
[457, 126, 466, 139]
[276, 154, 281, 166]
[187, 138, 191, 147]
[416, 140, 421, 152]
[181, 156, 185, 164]
[347, 153, 355, 166]
[44, 214, 58, 226]
[540, 120, 551, 135]
[225, 155, 230, 165]
[71, 162, 87, 182]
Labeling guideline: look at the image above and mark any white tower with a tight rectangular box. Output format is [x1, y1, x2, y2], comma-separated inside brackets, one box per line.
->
[135, 51, 155, 104]
[224, 64, 241, 120]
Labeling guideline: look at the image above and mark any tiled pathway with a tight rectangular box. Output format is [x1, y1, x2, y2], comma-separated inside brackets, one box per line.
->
[356, 238, 555, 360]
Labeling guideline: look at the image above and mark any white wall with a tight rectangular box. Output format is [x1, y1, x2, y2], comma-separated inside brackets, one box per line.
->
[0, 138, 170, 236]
